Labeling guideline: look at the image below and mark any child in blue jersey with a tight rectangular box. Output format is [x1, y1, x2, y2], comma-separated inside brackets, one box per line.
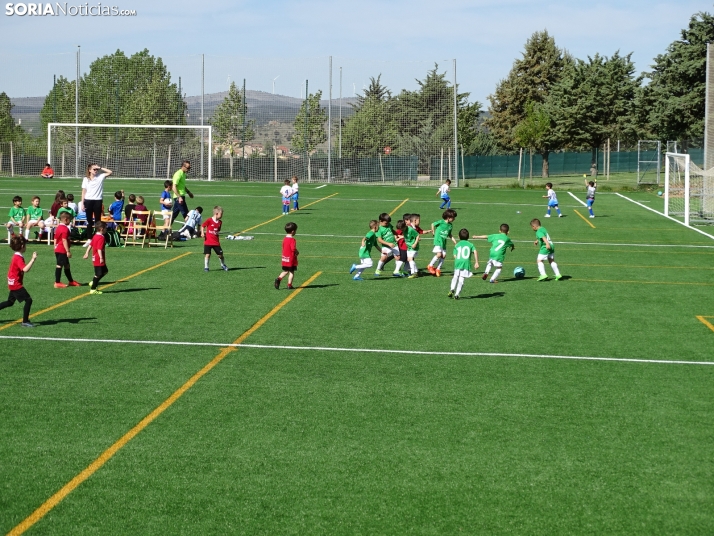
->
[160, 180, 173, 213]
[543, 182, 562, 217]
[585, 179, 596, 218]
[437, 179, 451, 209]
[108, 190, 124, 222]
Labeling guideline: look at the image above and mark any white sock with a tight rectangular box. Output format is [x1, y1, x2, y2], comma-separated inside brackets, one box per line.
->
[484, 260, 492, 275]
[429, 256, 439, 267]
[491, 268, 501, 282]
[409, 260, 417, 274]
[355, 269, 364, 277]
[456, 276, 465, 295]
[24, 228, 29, 239]
[377, 261, 384, 270]
[205, 258, 209, 269]
[436, 258, 444, 270]
[394, 260, 404, 273]
[537, 261, 546, 276]
[550, 261, 561, 277]
[355, 261, 371, 270]
[450, 273, 459, 291]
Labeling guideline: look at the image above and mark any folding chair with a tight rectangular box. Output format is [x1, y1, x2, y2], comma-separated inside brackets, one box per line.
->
[122, 209, 151, 248]
[148, 210, 174, 249]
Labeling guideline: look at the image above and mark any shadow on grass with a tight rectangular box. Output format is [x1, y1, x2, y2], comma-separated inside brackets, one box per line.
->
[36, 317, 98, 326]
[461, 292, 506, 300]
[300, 283, 339, 289]
[104, 287, 161, 294]
[226, 266, 266, 271]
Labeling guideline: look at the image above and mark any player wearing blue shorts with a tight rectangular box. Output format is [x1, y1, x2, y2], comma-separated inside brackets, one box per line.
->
[543, 182, 562, 218]
[291, 176, 299, 211]
[437, 179, 451, 209]
[585, 179, 596, 218]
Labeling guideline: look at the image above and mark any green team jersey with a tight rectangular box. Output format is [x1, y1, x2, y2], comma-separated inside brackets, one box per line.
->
[376, 224, 395, 247]
[172, 169, 188, 198]
[26, 206, 43, 221]
[487, 233, 514, 262]
[453, 240, 476, 271]
[57, 207, 76, 220]
[535, 227, 554, 255]
[432, 219, 452, 248]
[406, 225, 420, 250]
[359, 230, 378, 259]
[8, 206, 25, 222]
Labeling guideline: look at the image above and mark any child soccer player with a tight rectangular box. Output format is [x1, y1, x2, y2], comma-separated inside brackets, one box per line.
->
[473, 223, 515, 284]
[275, 221, 298, 289]
[66, 193, 78, 214]
[350, 220, 379, 281]
[56, 197, 76, 221]
[374, 213, 398, 277]
[6, 196, 25, 242]
[53, 212, 80, 288]
[178, 206, 203, 239]
[109, 190, 125, 222]
[392, 218, 409, 277]
[280, 179, 293, 215]
[291, 176, 299, 211]
[531, 218, 562, 281]
[25, 196, 45, 240]
[585, 179, 596, 218]
[201, 206, 228, 272]
[437, 179, 451, 209]
[0, 235, 37, 327]
[543, 182, 562, 218]
[448, 229, 479, 300]
[405, 214, 422, 278]
[83, 221, 108, 294]
[160, 180, 173, 214]
[428, 209, 458, 277]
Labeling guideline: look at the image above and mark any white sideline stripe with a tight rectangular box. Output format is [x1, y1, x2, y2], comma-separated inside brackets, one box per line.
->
[0, 336, 711, 366]
[315, 184, 327, 189]
[568, 191, 588, 207]
[616, 193, 714, 241]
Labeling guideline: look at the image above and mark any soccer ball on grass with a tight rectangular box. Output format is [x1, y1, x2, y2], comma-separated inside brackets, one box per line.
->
[513, 266, 526, 279]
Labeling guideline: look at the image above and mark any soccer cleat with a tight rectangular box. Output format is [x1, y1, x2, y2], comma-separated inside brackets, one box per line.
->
[353, 276, 364, 281]
[54, 282, 67, 288]
[274, 278, 281, 289]
[374, 270, 382, 277]
[490, 280, 498, 284]
[435, 269, 441, 277]
[589, 215, 595, 218]
[537, 275, 548, 281]
[287, 284, 295, 290]
[222, 265, 229, 271]
[558, 214, 563, 217]
[482, 273, 488, 280]
[447, 291, 454, 298]
[349, 264, 356, 274]
[67, 281, 81, 287]
[454, 294, 460, 300]
[89, 289, 102, 295]
[555, 275, 563, 281]
[21, 322, 36, 328]
[544, 214, 551, 218]
[407, 274, 418, 279]
[427, 265, 436, 275]
[392, 272, 402, 277]
[204, 267, 209, 272]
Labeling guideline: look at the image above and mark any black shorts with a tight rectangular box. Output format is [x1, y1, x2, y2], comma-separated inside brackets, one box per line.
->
[94, 265, 109, 278]
[204, 245, 223, 256]
[281, 265, 297, 273]
[55, 253, 70, 266]
[6, 287, 31, 303]
[398, 248, 407, 263]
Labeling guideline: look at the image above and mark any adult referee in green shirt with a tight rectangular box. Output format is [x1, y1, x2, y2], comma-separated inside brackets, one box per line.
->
[171, 160, 195, 222]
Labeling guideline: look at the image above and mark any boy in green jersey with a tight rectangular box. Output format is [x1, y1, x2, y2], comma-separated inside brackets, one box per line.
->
[6, 196, 26, 243]
[25, 196, 45, 241]
[350, 220, 379, 281]
[473, 223, 515, 284]
[448, 228, 479, 300]
[56, 197, 76, 221]
[530, 218, 562, 281]
[428, 209, 457, 277]
[405, 214, 422, 278]
[374, 213, 398, 276]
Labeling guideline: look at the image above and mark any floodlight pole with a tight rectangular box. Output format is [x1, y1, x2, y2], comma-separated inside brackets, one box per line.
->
[339, 66, 342, 160]
[201, 53, 205, 178]
[328, 56, 332, 183]
[453, 59, 458, 187]
[75, 45, 80, 178]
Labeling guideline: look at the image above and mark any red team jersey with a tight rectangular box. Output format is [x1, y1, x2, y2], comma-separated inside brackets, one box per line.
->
[54, 224, 70, 254]
[7, 252, 25, 291]
[281, 235, 298, 267]
[90, 233, 106, 266]
[202, 218, 222, 246]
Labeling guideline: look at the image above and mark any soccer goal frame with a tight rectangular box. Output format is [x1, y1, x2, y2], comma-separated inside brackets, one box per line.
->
[47, 123, 213, 181]
[664, 152, 690, 224]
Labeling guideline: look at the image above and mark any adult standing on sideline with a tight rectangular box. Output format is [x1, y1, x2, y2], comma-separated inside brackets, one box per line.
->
[172, 160, 194, 222]
[81, 163, 112, 237]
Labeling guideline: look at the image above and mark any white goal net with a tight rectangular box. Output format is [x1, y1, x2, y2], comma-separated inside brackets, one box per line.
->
[665, 152, 714, 225]
[47, 123, 212, 180]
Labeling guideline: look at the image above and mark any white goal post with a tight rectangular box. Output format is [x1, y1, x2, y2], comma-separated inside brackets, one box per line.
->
[47, 123, 213, 181]
[665, 152, 714, 226]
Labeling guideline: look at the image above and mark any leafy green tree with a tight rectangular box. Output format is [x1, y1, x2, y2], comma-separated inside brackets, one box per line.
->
[355, 75, 391, 107]
[209, 81, 255, 151]
[342, 96, 399, 157]
[514, 102, 551, 178]
[548, 52, 640, 168]
[639, 11, 714, 144]
[0, 92, 16, 142]
[467, 130, 501, 156]
[292, 90, 327, 153]
[486, 30, 570, 176]
[457, 100, 483, 154]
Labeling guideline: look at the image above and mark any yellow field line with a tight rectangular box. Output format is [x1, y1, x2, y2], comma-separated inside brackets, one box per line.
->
[8, 270, 323, 536]
[0, 252, 192, 332]
[696, 316, 714, 332]
[234, 193, 339, 235]
[389, 199, 409, 216]
[573, 209, 596, 228]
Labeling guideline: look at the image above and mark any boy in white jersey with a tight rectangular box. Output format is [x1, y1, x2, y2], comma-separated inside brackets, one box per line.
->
[585, 179, 596, 218]
[279, 179, 293, 215]
[543, 182, 562, 218]
[437, 179, 451, 209]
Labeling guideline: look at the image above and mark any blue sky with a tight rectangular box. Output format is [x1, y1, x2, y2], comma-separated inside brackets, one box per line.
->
[1, 0, 712, 103]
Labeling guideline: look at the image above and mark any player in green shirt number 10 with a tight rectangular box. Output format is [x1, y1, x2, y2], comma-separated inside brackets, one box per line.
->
[448, 228, 479, 300]
[472, 223, 515, 284]
[531, 218, 562, 281]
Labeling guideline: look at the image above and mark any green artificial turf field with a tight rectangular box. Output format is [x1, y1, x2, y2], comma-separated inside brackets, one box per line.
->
[0, 177, 712, 534]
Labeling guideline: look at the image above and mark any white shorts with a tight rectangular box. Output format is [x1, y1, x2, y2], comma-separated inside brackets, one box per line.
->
[453, 269, 472, 278]
[407, 249, 418, 260]
[7, 221, 23, 227]
[27, 219, 43, 227]
[381, 246, 399, 257]
[537, 253, 555, 262]
[358, 257, 373, 268]
[486, 259, 503, 268]
[432, 246, 446, 255]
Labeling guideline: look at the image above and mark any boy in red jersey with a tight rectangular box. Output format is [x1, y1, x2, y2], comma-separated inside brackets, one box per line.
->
[0, 235, 38, 327]
[83, 221, 109, 294]
[274, 221, 298, 290]
[201, 206, 228, 272]
[53, 212, 80, 289]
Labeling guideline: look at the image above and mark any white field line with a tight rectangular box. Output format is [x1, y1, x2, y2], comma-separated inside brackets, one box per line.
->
[568, 191, 588, 207]
[315, 184, 327, 189]
[0, 336, 711, 366]
[616, 193, 714, 241]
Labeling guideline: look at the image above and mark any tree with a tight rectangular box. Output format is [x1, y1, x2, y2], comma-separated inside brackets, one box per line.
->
[514, 102, 551, 178]
[548, 52, 640, 168]
[0, 92, 15, 142]
[210, 81, 255, 151]
[292, 90, 327, 153]
[342, 96, 399, 157]
[355, 75, 391, 107]
[486, 30, 571, 177]
[457, 100, 483, 154]
[639, 11, 714, 144]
